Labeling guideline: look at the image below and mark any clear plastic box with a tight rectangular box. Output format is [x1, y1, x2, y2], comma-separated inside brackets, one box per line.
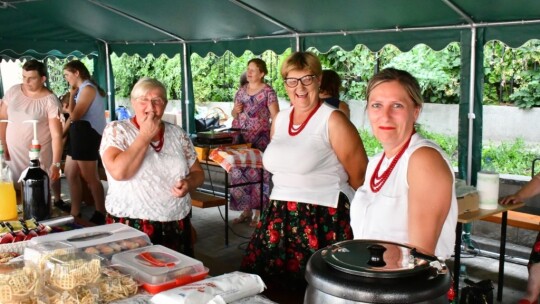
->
[111, 245, 208, 294]
[98, 265, 139, 303]
[0, 260, 39, 303]
[24, 240, 77, 270]
[29, 223, 151, 259]
[45, 251, 104, 291]
[37, 284, 100, 304]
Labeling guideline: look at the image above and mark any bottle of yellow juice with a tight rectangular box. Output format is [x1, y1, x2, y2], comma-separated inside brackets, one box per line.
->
[0, 140, 18, 221]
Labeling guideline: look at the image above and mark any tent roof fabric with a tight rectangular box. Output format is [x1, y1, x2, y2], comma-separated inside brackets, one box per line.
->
[2, 0, 540, 58]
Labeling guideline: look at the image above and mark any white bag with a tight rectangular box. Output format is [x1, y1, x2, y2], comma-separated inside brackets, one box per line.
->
[150, 271, 266, 304]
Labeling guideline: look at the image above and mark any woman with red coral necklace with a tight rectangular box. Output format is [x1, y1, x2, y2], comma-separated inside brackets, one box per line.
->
[501, 173, 540, 304]
[350, 68, 457, 259]
[100, 78, 204, 256]
[240, 52, 368, 293]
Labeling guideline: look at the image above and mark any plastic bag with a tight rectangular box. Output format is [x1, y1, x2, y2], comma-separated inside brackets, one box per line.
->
[459, 279, 494, 304]
[150, 271, 265, 304]
[195, 116, 220, 132]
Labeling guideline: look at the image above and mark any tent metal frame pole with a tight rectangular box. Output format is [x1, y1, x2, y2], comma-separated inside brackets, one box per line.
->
[102, 40, 112, 115]
[229, 0, 296, 34]
[88, 0, 185, 43]
[104, 18, 540, 46]
[183, 42, 190, 134]
[442, 0, 474, 24]
[466, 26, 477, 185]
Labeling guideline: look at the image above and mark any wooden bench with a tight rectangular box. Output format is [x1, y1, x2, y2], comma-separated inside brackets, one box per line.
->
[190, 191, 227, 209]
[482, 210, 540, 231]
[190, 190, 230, 246]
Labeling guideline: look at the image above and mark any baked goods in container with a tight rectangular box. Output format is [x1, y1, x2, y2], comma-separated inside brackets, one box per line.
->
[99, 266, 138, 303]
[0, 252, 19, 264]
[0, 264, 39, 303]
[46, 253, 102, 291]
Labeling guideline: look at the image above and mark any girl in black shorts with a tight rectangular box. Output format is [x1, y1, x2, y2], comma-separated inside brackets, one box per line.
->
[63, 60, 107, 225]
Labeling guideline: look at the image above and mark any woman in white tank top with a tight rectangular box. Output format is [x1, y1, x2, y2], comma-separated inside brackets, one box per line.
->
[350, 68, 457, 259]
[240, 52, 368, 292]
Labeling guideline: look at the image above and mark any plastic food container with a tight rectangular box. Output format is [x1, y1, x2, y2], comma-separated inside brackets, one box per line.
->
[29, 223, 151, 259]
[111, 244, 208, 294]
[38, 284, 100, 304]
[45, 251, 104, 290]
[0, 260, 39, 303]
[24, 240, 77, 270]
[98, 265, 140, 303]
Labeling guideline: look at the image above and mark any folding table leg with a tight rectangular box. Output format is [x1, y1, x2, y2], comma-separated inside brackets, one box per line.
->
[497, 211, 508, 301]
[454, 222, 463, 297]
[225, 171, 229, 247]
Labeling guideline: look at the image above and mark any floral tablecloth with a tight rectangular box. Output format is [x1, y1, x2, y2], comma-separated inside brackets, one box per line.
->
[208, 147, 263, 172]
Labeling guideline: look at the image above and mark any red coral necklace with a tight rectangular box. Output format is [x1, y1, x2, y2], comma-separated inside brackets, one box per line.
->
[288, 101, 322, 136]
[131, 116, 165, 152]
[370, 130, 416, 193]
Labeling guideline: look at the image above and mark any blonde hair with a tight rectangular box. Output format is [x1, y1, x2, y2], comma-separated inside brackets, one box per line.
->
[280, 52, 322, 79]
[366, 68, 424, 108]
[130, 77, 168, 102]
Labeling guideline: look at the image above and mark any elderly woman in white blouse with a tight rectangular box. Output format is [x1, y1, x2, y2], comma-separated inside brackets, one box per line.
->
[100, 77, 204, 256]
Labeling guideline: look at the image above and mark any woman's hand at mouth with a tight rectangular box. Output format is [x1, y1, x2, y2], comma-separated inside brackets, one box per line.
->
[139, 111, 161, 141]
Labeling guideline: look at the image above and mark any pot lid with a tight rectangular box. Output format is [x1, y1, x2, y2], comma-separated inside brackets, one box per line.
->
[321, 239, 438, 278]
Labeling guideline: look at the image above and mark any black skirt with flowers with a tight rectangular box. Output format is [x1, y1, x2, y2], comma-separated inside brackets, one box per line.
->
[106, 214, 194, 257]
[240, 192, 352, 290]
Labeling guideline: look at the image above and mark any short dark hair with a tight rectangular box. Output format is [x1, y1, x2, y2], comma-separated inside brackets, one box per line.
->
[320, 70, 341, 98]
[64, 60, 106, 97]
[248, 58, 268, 75]
[23, 59, 47, 77]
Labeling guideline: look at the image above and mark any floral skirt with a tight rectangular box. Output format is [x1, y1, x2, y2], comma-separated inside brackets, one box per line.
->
[240, 193, 352, 290]
[106, 214, 193, 257]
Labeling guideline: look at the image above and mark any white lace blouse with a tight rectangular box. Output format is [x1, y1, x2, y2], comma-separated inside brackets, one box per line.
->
[99, 120, 197, 222]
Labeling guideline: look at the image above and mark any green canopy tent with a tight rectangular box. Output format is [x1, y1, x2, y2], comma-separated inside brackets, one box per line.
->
[2, 0, 540, 185]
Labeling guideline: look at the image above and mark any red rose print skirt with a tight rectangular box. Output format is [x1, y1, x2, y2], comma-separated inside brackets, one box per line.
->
[240, 193, 352, 290]
[106, 214, 194, 257]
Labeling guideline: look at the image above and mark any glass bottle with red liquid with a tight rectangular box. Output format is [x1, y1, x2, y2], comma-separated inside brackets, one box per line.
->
[20, 120, 51, 221]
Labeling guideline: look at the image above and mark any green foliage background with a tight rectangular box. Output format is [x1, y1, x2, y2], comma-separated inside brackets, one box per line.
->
[45, 40, 540, 109]
[41, 41, 540, 176]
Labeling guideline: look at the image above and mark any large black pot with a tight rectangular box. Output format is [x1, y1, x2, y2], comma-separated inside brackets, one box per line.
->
[304, 240, 451, 304]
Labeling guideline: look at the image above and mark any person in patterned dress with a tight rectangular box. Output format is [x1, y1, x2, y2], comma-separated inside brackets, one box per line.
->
[501, 173, 540, 304]
[230, 58, 280, 227]
[240, 52, 368, 291]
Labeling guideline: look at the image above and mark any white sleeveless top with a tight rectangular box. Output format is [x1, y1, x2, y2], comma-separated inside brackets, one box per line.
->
[263, 103, 354, 208]
[350, 133, 457, 259]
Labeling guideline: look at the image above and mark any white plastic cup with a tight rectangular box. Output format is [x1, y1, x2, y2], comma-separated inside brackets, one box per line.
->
[477, 171, 500, 210]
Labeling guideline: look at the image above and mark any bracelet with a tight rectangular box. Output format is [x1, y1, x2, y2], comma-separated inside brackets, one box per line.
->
[52, 162, 61, 168]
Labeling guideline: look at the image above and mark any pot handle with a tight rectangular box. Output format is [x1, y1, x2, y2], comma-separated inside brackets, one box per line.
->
[367, 244, 387, 267]
[410, 248, 438, 262]
[411, 248, 448, 275]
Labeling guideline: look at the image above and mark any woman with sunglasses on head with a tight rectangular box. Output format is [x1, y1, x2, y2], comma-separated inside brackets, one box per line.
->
[63, 60, 107, 224]
[240, 52, 368, 292]
[230, 58, 280, 227]
[100, 78, 204, 256]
